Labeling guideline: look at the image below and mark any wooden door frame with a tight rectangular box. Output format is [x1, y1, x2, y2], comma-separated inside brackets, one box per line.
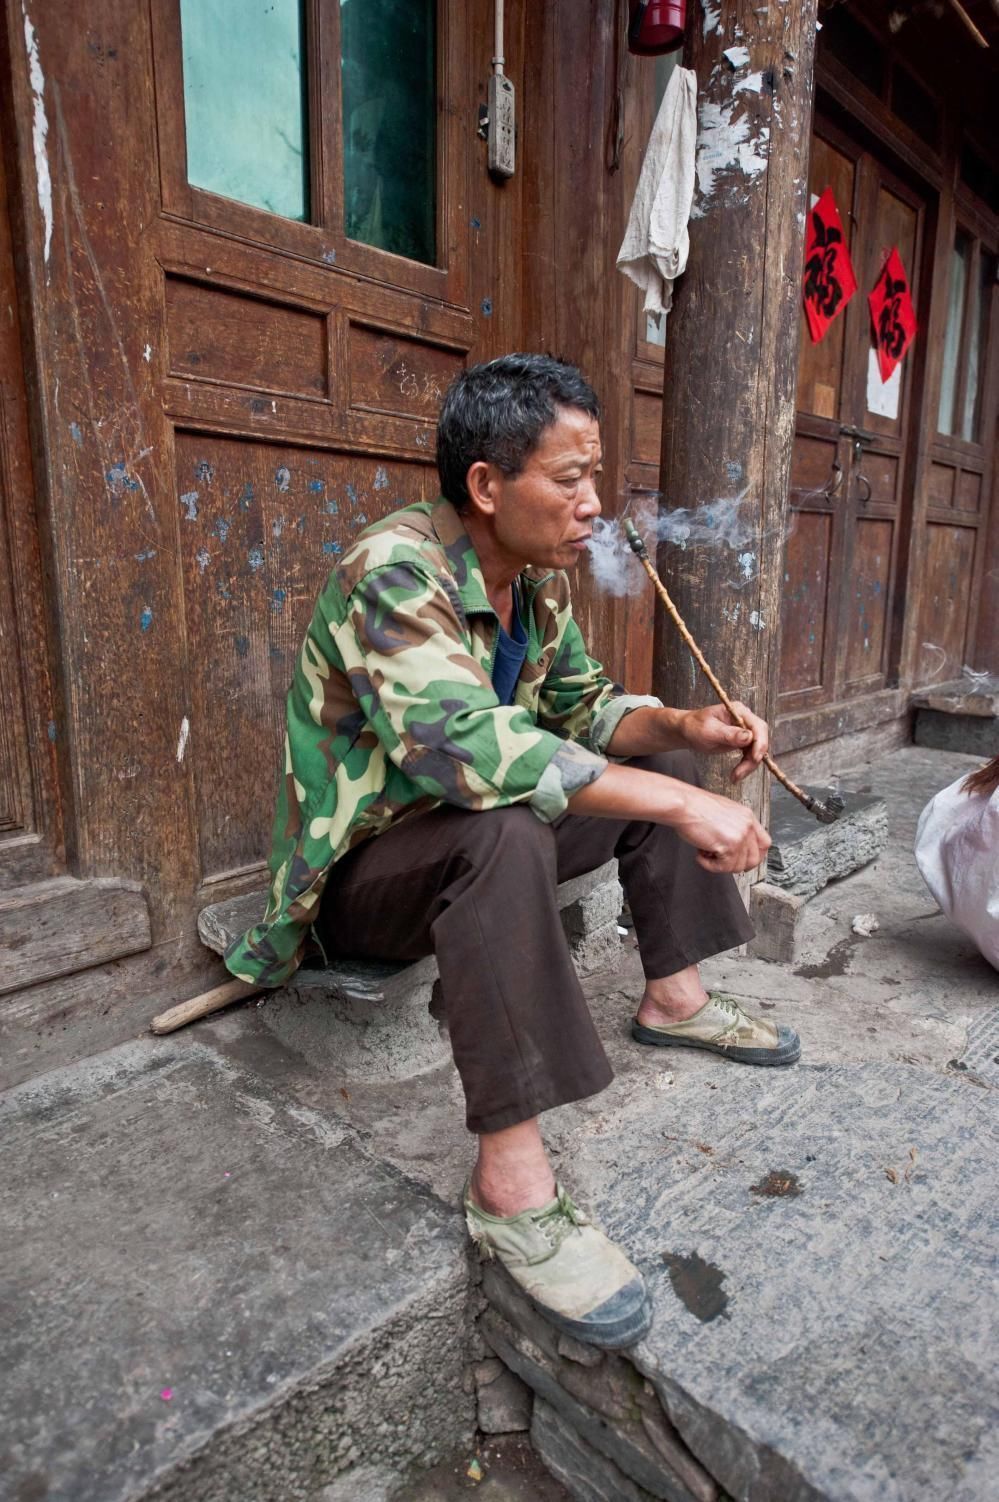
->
[0, 54, 67, 888]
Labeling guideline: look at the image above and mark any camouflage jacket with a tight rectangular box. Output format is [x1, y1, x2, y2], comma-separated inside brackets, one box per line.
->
[225, 497, 660, 987]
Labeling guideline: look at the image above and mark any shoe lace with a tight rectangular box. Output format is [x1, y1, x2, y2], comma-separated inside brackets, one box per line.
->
[532, 1187, 588, 1252]
[711, 993, 744, 1044]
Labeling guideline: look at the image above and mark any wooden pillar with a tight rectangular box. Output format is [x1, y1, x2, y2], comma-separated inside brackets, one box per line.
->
[654, 0, 818, 825]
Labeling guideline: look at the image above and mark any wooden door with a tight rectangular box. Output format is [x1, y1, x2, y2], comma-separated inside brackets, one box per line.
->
[910, 203, 997, 688]
[779, 123, 926, 735]
[142, 0, 498, 904]
[0, 133, 63, 889]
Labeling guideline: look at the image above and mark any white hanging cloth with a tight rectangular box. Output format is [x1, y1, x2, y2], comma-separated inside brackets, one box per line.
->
[914, 770, 999, 971]
[616, 66, 698, 318]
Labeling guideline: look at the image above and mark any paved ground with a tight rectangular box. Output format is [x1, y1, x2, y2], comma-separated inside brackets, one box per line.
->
[2, 745, 995, 1501]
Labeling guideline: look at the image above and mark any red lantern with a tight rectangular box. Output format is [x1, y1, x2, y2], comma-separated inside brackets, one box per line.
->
[628, 1, 686, 55]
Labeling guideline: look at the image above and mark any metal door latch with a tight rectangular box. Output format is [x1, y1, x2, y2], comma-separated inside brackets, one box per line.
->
[839, 423, 876, 464]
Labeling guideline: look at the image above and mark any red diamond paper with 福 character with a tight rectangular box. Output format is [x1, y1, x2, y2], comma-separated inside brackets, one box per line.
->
[802, 187, 858, 343]
[868, 247, 917, 382]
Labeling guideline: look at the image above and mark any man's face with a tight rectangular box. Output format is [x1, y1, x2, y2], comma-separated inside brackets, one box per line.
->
[481, 407, 603, 571]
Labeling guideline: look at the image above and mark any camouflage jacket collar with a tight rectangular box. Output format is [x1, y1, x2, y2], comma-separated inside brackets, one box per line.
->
[428, 496, 555, 618]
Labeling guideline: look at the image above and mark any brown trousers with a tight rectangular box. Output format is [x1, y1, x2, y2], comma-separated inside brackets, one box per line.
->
[315, 752, 754, 1133]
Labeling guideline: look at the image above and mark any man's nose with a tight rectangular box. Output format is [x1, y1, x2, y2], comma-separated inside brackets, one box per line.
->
[577, 479, 602, 518]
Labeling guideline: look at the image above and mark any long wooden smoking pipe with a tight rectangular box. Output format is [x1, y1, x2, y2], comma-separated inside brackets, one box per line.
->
[623, 518, 844, 824]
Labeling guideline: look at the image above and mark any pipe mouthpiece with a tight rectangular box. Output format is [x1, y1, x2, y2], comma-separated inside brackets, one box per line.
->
[623, 518, 648, 557]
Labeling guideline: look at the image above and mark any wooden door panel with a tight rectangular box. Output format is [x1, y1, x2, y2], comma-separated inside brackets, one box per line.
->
[165, 278, 330, 398]
[843, 517, 893, 686]
[861, 451, 900, 506]
[927, 461, 956, 508]
[913, 522, 977, 684]
[346, 325, 465, 422]
[955, 470, 982, 514]
[779, 511, 834, 696]
[780, 429, 840, 706]
[862, 186, 919, 437]
[175, 432, 439, 884]
[790, 432, 840, 493]
[633, 392, 665, 468]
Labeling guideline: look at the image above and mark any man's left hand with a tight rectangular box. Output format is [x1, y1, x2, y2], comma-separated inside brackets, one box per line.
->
[680, 702, 769, 783]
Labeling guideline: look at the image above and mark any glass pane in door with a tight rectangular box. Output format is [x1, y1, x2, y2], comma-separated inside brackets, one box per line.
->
[340, 0, 436, 265]
[960, 250, 992, 443]
[180, 0, 310, 222]
[937, 232, 970, 436]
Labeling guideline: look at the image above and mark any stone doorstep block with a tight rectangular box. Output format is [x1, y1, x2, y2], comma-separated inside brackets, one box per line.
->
[261, 962, 450, 1083]
[568, 920, 626, 978]
[197, 862, 620, 1080]
[910, 676, 999, 717]
[748, 882, 807, 965]
[914, 707, 999, 758]
[559, 867, 625, 939]
[479, 1266, 717, 1502]
[533, 1397, 660, 1502]
[765, 785, 888, 901]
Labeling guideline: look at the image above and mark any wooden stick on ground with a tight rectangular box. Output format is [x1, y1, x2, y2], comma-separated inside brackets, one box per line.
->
[151, 977, 261, 1035]
[623, 519, 843, 824]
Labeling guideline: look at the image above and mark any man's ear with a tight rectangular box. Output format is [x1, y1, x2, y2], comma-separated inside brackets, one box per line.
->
[465, 460, 499, 518]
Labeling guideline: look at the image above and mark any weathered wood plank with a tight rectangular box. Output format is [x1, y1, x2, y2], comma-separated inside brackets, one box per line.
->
[0, 877, 151, 995]
[655, 0, 819, 825]
[774, 686, 908, 756]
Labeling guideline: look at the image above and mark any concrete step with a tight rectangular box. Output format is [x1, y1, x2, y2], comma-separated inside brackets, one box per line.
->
[0, 1034, 475, 1502]
[198, 863, 623, 1081]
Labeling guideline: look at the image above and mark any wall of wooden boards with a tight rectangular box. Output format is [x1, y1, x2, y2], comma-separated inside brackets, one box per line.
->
[0, 0, 665, 1055]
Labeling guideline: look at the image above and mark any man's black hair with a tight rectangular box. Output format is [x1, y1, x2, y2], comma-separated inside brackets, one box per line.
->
[436, 353, 600, 512]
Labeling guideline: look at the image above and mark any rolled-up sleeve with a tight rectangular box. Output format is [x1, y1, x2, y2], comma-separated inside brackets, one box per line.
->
[590, 692, 664, 755]
[335, 562, 607, 821]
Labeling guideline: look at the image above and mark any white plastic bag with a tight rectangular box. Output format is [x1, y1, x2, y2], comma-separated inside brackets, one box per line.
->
[914, 771, 999, 970]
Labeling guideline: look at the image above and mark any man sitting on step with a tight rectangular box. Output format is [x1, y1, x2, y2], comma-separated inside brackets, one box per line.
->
[226, 353, 800, 1351]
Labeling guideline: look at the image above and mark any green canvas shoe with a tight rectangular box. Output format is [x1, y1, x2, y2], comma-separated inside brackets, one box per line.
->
[464, 1183, 652, 1349]
[632, 992, 800, 1065]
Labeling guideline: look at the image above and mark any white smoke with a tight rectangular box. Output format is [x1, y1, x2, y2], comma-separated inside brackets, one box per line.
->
[586, 487, 772, 597]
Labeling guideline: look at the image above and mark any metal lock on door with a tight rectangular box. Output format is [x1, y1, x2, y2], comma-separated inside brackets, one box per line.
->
[840, 423, 875, 506]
